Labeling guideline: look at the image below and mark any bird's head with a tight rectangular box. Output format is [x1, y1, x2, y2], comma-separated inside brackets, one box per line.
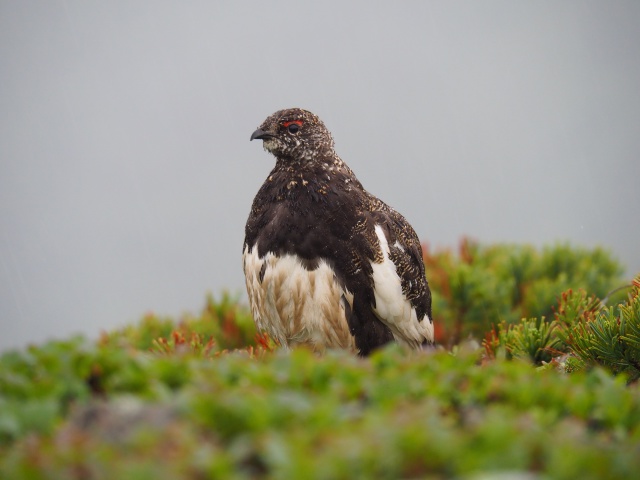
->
[250, 108, 335, 162]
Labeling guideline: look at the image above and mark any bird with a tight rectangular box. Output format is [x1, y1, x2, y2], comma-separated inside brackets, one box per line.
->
[243, 108, 433, 356]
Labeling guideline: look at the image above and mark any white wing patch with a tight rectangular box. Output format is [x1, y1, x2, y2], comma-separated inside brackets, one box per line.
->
[370, 225, 434, 347]
[243, 245, 356, 353]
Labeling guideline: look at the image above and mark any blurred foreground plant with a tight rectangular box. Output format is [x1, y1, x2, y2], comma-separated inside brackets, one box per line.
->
[2, 261, 640, 478]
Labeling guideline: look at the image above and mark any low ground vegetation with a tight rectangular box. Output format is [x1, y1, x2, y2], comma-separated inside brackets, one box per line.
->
[1, 242, 638, 479]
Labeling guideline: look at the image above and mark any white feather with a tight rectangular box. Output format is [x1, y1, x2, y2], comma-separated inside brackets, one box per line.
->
[243, 245, 356, 352]
[370, 225, 434, 347]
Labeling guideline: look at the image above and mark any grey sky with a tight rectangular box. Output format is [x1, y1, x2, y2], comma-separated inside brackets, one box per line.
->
[1, 1, 639, 351]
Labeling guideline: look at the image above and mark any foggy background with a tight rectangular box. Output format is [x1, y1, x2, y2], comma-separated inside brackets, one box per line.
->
[2, 1, 639, 351]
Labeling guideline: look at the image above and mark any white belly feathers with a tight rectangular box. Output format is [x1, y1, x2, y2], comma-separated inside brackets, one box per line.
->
[243, 245, 356, 353]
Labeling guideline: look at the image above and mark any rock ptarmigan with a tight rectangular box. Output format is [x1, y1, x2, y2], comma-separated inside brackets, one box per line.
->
[243, 108, 433, 355]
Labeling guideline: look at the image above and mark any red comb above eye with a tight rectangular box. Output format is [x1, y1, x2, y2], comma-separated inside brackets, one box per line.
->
[283, 120, 303, 127]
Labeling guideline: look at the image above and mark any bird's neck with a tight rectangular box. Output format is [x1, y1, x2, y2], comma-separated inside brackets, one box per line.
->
[273, 152, 352, 176]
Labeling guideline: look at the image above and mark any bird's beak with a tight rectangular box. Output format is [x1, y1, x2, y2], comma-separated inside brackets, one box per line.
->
[250, 129, 274, 141]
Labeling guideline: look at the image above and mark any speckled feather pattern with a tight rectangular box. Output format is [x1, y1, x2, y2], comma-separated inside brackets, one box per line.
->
[243, 108, 433, 355]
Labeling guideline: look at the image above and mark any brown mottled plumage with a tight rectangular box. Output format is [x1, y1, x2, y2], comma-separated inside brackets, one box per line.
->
[243, 108, 433, 355]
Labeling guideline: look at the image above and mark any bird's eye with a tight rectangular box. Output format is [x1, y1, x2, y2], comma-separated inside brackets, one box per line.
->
[283, 120, 302, 134]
